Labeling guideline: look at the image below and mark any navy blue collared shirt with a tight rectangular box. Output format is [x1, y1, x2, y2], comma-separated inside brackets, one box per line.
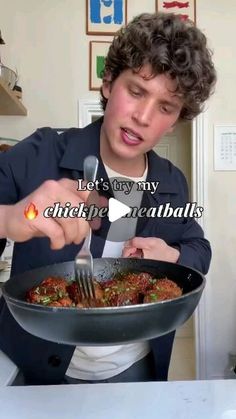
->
[0, 118, 211, 384]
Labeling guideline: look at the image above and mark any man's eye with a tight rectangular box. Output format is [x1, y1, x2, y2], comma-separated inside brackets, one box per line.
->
[160, 106, 171, 114]
[129, 89, 141, 97]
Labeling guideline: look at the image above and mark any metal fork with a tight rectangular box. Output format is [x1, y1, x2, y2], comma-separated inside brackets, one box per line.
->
[74, 155, 99, 301]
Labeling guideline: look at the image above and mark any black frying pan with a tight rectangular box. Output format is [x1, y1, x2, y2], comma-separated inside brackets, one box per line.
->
[2, 258, 205, 346]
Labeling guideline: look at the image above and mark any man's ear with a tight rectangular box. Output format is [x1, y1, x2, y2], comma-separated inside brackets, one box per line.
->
[102, 73, 112, 99]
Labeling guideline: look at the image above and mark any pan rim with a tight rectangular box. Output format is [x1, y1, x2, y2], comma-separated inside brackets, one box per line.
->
[2, 258, 205, 313]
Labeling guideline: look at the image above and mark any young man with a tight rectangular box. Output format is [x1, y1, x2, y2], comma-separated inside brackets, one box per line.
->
[0, 12, 216, 385]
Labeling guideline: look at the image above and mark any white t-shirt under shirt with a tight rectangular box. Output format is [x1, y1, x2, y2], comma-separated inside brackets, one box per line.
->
[66, 162, 150, 380]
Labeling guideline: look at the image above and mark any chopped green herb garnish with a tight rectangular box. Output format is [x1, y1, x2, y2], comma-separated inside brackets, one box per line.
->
[150, 293, 158, 301]
[40, 296, 52, 305]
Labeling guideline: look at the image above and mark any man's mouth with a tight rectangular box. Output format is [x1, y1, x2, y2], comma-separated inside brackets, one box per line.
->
[121, 128, 143, 145]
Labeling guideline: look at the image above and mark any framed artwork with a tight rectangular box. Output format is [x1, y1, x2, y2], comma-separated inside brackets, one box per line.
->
[86, 0, 127, 35]
[89, 41, 111, 90]
[156, 0, 196, 24]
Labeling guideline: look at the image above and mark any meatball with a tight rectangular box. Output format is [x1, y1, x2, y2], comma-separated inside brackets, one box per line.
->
[103, 280, 140, 306]
[123, 272, 154, 293]
[48, 297, 73, 307]
[26, 276, 69, 306]
[67, 280, 104, 306]
[144, 278, 183, 303]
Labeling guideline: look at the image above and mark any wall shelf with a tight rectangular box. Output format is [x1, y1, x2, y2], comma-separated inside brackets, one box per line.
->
[0, 78, 27, 116]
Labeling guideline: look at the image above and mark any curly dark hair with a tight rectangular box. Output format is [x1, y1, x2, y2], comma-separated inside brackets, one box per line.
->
[100, 12, 216, 120]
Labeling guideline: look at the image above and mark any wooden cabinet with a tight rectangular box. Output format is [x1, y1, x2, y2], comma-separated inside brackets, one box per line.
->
[0, 78, 27, 116]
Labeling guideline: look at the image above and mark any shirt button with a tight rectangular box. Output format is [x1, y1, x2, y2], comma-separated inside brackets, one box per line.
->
[48, 355, 61, 367]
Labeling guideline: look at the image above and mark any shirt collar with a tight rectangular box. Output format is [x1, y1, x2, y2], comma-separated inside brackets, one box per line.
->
[146, 150, 179, 195]
[59, 117, 103, 172]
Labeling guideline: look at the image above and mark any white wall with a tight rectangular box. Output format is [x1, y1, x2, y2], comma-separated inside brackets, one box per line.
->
[196, 0, 236, 379]
[1, 0, 236, 379]
[0, 0, 154, 139]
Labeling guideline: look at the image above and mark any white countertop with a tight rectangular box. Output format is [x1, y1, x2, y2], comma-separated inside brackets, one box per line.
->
[0, 287, 19, 386]
[0, 350, 18, 386]
[1, 380, 236, 419]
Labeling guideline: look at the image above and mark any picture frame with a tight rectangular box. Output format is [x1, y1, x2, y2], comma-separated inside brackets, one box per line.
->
[86, 0, 127, 35]
[156, 0, 196, 24]
[89, 40, 111, 91]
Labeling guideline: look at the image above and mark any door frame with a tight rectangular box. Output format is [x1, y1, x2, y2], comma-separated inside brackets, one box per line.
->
[78, 99, 208, 379]
[192, 112, 209, 379]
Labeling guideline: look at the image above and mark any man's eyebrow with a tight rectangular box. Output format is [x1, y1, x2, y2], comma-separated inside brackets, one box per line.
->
[128, 78, 183, 107]
[128, 80, 148, 93]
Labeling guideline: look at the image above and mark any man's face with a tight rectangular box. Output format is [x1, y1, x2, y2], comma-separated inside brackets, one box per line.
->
[101, 64, 184, 163]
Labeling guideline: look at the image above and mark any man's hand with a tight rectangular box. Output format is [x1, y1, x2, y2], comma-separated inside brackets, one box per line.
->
[0, 178, 97, 250]
[122, 237, 180, 263]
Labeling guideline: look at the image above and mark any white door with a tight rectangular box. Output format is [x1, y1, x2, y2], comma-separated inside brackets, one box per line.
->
[154, 122, 195, 380]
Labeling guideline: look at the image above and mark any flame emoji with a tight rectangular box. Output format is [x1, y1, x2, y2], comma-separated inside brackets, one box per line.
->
[24, 202, 38, 220]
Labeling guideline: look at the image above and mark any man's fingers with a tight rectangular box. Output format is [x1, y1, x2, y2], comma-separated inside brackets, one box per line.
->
[21, 180, 91, 247]
[33, 218, 66, 249]
[88, 193, 108, 231]
[122, 246, 137, 257]
[122, 246, 143, 258]
[59, 178, 97, 205]
[124, 237, 150, 250]
[34, 215, 89, 249]
[9, 178, 103, 248]
[132, 249, 143, 258]
[58, 178, 90, 201]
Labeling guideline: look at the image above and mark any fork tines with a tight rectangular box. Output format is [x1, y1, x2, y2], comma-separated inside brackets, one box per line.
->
[75, 266, 96, 302]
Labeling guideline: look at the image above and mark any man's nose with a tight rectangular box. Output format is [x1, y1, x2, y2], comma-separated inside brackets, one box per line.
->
[132, 101, 155, 126]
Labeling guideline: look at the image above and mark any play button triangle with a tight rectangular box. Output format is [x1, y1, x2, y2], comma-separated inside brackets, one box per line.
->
[108, 198, 131, 223]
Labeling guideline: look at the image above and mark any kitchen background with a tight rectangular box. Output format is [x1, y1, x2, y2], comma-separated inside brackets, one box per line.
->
[0, 0, 236, 381]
